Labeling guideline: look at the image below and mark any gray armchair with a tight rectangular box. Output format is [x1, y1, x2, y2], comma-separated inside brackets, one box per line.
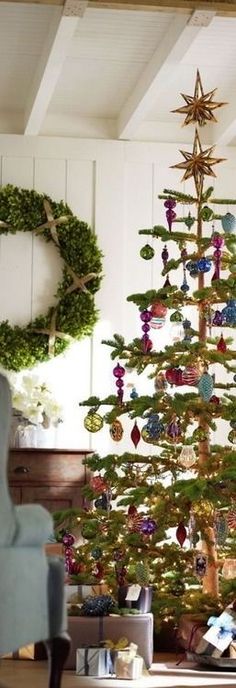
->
[0, 374, 70, 688]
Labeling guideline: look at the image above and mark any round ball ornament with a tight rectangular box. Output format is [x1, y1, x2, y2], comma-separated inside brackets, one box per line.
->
[81, 520, 99, 540]
[200, 205, 213, 221]
[84, 409, 104, 433]
[198, 371, 214, 402]
[139, 517, 157, 535]
[182, 366, 199, 386]
[150, 302, 167, 329]
[141, 413, 164, 444]
[91, 547, 102, 560]
[110, 419, 124, 442]
[154, 372, 167, 391]
[90, 476, 108, 493]
[140, 244, 155, 260]
[62, 532, 75, 547]
[221, 212, 236, 234]
[197, 257, 211, 273]
[228, 429, 236, 444]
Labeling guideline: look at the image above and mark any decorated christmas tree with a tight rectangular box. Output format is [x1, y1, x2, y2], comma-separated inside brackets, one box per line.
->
[55, 72, 236, 629]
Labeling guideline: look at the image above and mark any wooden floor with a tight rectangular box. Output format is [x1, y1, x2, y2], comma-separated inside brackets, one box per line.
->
[1, 655, 236, 688]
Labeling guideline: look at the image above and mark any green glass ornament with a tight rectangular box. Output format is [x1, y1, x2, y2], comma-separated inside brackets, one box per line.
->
[140, 244, 155, 260]
[81, 520, 99, 539]
[170, 310, 184, 322]
[200, 206, 213, 221]
[228, 429, 236, 444]
[184, 212, 195, 230]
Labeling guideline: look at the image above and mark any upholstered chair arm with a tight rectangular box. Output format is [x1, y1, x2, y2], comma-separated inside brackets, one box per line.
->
[13, 504, 54, 546]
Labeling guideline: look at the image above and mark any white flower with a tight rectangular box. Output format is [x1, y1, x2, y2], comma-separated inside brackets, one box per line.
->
[10, 373, 63, 426]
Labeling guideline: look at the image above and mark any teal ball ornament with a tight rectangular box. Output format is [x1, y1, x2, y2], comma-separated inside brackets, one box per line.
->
[221, 212, 236, 234]
[140, 244, 155, 260]
[198, 372, 214, 402]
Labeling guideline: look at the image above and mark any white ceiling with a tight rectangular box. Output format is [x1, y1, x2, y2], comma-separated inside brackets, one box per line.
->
[1, 1, 236, 144]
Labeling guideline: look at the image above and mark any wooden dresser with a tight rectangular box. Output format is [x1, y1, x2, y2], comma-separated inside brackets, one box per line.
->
[8, 448, 92, 513]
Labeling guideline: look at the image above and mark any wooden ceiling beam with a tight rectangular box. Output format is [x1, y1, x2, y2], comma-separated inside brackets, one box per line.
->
[24, 0, 87, 135]
[117, 13, 211, 140]
[1, 0, 236, 15]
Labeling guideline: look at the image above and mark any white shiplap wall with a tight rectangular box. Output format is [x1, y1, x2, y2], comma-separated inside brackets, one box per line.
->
[0, 135, 235, 453]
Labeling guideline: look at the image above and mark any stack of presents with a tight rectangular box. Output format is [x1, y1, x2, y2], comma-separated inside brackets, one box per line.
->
[178, 603, 236, 664]
[64, 584, 153, 678]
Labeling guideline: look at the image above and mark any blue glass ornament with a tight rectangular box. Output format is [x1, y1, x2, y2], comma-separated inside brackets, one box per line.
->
[197, 257, 211, 273]
[186, 260, 198, 277]
[91, 547, 102, 560]
[130, 387, 138, 399]
[221, 212, 236, 234]
[198, 371, 214, 401]
[141, 413, 164, 444]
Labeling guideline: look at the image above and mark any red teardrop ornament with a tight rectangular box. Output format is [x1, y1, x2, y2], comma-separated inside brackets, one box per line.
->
[176, 522, 187, 547]
[210, 395, 220, 405]
[217, 334, 227, 353]
[128, 505, 137, 516]
[131, 421, 141, 448]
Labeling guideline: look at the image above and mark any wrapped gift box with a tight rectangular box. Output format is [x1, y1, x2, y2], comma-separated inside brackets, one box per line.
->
[195, 608, 236, 658]
[65, 613, 153, 670]
[115, 653, 144, 679]
[177, 614, 208, 653]
[76, 647, 111, 676]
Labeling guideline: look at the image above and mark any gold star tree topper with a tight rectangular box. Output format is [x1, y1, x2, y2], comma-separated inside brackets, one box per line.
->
[172, 70, 227, 127]
[171, 129, 226, 199]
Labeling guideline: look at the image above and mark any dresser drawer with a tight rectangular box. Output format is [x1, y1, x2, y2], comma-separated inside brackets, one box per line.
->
[8, 449, 91, 485]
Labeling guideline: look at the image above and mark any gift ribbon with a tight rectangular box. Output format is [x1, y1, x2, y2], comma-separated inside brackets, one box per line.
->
[102, 637, 129, 650]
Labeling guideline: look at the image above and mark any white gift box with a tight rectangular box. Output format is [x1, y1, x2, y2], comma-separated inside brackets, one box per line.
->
[115, 652, 144, 679]
[76, 647, 111, 676]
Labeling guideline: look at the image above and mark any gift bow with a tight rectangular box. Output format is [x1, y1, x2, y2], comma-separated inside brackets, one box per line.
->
[207, 615, 236, 639]
[102, 637, 129, 650]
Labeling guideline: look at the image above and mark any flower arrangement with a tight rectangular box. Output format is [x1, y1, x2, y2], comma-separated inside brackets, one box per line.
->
[9, 373, 63, 427]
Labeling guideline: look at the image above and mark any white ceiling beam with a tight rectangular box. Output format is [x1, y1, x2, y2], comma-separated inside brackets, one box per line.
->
[117, 11, 215, 140]
[213, 99, 236, 146]
[24, 0, 87, 136]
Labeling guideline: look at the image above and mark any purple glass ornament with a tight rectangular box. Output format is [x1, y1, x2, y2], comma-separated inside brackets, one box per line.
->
[164, 199, 177, 232]
[161, 245, 169, 267]
[139, 517, 157, 535]
[140, 309, 153, 353]
[113, 363, 125, 403]
[212, 233, 224, 249]
[62, 532, 75, 547]
[211, 233, 224, 281]
[166, 417, 181, 440]
[212, 311, 223, 327]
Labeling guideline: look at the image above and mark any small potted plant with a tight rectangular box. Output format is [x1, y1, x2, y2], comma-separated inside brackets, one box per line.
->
[118, 561, 153, 614]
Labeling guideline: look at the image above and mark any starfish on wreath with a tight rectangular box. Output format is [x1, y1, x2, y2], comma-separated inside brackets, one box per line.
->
[171, 128, 226, 199]
[172, 70, 227, 127]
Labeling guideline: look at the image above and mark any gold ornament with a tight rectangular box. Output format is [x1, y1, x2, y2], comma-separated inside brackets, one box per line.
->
[172, 70, 227, 127]
[84, 409, 103, 433]
[171, 128, 226, 199]
[109, 419, 124, 442]
[178, 445, 196, 469]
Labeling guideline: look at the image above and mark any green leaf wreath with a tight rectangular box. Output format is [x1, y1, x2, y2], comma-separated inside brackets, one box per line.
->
[0, 185, 103, 371]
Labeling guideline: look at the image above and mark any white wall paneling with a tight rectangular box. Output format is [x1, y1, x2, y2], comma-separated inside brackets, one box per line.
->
[0, 136, 235, 452]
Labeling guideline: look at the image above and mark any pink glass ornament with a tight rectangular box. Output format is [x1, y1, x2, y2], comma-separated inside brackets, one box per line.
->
[211, 233, 224, 282]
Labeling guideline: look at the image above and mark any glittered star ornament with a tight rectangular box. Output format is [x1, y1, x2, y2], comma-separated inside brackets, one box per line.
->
[172, 70, 227, 127]
[171, 129, 226, 199]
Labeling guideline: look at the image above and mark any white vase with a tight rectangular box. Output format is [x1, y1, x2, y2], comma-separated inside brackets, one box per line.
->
[35, 425, 56, 448]
[15, 424, 38, 448]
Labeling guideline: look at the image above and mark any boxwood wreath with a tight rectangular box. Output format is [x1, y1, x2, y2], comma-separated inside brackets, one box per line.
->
[0, 185, 103, 371]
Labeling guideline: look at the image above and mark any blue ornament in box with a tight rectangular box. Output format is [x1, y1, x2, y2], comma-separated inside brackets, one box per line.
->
[221, 212, 236, 234]
[198, 371, 214, 402]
